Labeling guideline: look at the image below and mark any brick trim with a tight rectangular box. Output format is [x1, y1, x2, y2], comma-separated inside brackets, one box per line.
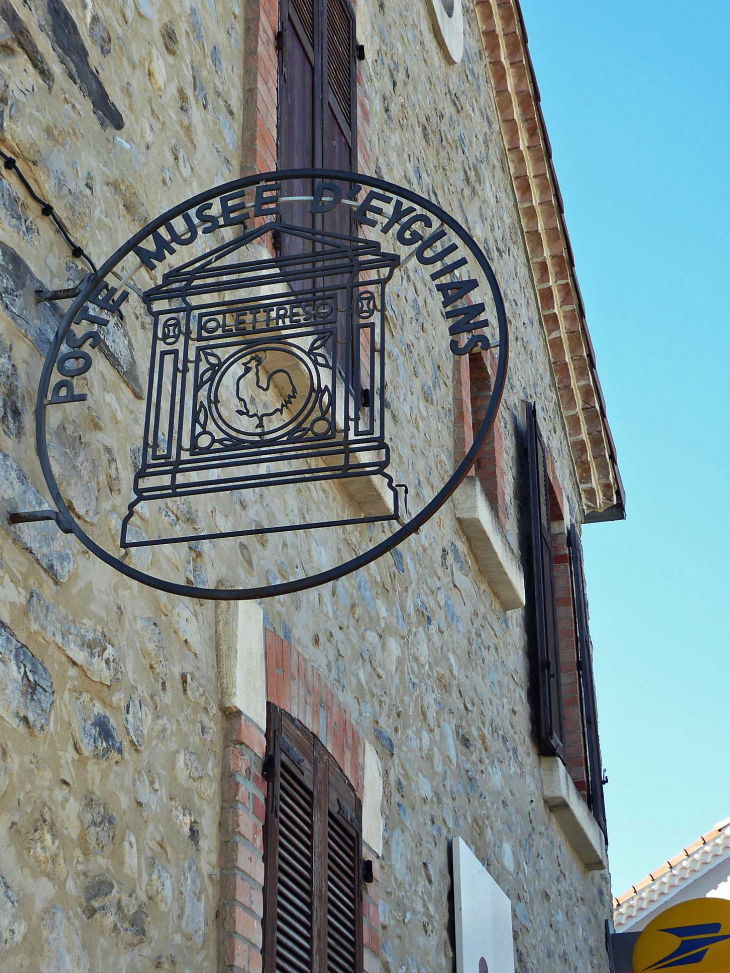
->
[552, 531, 589, 798]
[219, 713, 267, 973]
[545, 448, 566, 524]
[219, 627, 381, 972]
[363, 859, 382, 968]
[538, 445, 589, 795]
[453, 343, 507, 529]
[241, 0, 279, 177]
[264, 628, 365, 797]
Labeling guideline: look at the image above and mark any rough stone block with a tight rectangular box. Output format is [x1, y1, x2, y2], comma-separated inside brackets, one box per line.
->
[146, 860, 173, 912]
[0, 452, 76, 582]
[0, 241, 61, 354]
[0, 618, 54, 734]
[0, 875, 26, 954]
[28, 589, 122, 686]
[42, 906, 90, 973]
[70, 692, 123, 761]
[179, 857, 206, 945]
[81, 793, 117, 853]
[82, 876, 147, 947]
[363, 740, 384, 857]
[124, 694, 151, 750]
[134, 616, 169, 687]
[0, 333, 23, 440]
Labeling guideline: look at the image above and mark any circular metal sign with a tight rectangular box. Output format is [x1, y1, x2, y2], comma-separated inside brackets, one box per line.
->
[633, 898, 730, 972]
[37, 170, 508, 600]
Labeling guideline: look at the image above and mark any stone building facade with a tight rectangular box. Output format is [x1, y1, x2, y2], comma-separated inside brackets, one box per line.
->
[0, 1, 624, 972]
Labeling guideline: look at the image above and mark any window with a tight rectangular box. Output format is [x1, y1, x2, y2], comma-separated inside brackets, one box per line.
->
[527, 404, 607, 838]
[264, 704, 363, 973]
[526, 402, 565, 760]
[568, 527, 607, 838]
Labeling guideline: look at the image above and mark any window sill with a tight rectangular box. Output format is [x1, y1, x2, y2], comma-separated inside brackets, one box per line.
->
[339, 470, 396, 517]
[453, 476, 525, 611]
[539, 756, 608, 871]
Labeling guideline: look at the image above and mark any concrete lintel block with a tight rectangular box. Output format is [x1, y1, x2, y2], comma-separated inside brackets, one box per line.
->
[540, 756, 608, 871]
[453, 476, 525, 610]
[339, 462, 396, 518]
[216, 601, 266, 731]
[362, 740, 384, 857]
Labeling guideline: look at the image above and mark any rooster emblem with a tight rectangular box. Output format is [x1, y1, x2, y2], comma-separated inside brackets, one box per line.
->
[235, 351, 298, 431]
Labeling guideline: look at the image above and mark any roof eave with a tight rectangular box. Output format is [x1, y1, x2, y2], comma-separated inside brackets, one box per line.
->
[473, 0, 625, 520]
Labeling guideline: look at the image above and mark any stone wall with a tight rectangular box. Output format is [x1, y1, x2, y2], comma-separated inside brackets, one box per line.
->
[0, 0, 240, 968]
[0, 1, 612, 971]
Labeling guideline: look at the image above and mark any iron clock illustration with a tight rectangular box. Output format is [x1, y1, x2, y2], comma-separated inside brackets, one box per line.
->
[122, 222, 400, 547]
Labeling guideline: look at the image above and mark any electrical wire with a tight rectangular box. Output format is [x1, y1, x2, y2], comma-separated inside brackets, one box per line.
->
[0, 147, 98, 273]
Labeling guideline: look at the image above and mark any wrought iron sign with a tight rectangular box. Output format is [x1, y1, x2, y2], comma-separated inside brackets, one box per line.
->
[27, 170, 508, 599]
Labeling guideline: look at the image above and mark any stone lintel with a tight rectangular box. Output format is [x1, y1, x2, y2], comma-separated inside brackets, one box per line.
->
[453, 475, 525, 611]
[362, 740, 384, 857]
[540, 756, 608, 871]
[215, 601, 266, 730]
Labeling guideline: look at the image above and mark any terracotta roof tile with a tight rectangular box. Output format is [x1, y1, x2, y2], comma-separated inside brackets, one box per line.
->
[613, 818, 730, 923]
[472, 0, 625, 520]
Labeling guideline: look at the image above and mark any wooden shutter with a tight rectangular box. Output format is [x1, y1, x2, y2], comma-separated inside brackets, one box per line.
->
[322, 0, 357, 376]
[326, 756, 362, 973]
[569, 528, 608, 839]
[277, 0, 357, 366]
[526, 403, 565, 759]
[265, 707, 317, 973]
[277, 0, 357, 176]
[323, 0, 357, 174]
[279, 0, 316, 173]
[264, 706, 363, 973]
[278, 0, 316, 287]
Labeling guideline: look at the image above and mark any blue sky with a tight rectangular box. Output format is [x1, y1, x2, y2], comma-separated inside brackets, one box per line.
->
[517, 0, 730, 896]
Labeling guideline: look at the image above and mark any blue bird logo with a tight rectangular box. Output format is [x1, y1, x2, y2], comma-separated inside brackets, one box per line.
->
[640, 923, 730, 970]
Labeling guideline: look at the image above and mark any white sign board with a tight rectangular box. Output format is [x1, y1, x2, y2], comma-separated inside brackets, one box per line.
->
[453, 837, 516, 973]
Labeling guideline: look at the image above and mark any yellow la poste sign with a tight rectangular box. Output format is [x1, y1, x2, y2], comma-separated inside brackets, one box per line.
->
[633, 898, 730, 972]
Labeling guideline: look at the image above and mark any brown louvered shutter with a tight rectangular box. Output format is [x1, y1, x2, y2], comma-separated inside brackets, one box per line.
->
[568, 528, 608, 839]
[322, 0, 357, 376]
[326, 757, 362, 973]
[278, 0, 316, 286]
[277, 0, 358, 364]
[324, 0, 356, 172]
[526, 403, 565, 759]
[279, 0, 316, 173]
[265, 707, 316, 973]
[264, 706, 363, 973]
[278, 0, 357, 172]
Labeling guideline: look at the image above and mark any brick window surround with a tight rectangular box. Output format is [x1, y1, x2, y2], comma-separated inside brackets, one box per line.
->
[241, 0, 279, 177]
[553, 530, 589, 797]
[218, 629, 381, 973]
[453, 342, 507, 529]
[540, 448, 591, 803]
